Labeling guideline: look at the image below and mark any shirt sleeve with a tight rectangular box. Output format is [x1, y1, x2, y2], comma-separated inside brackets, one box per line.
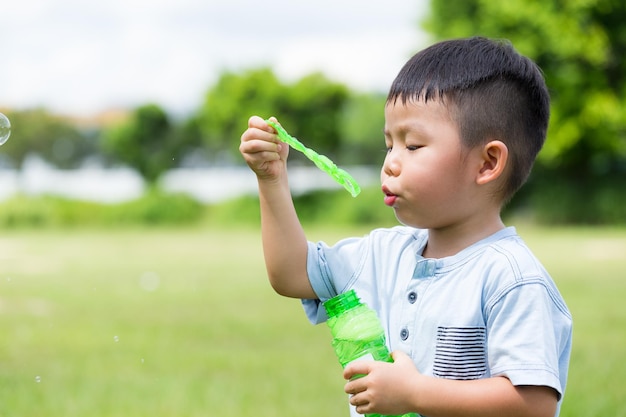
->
[302, 236, 370, 324]
[485, 279, 572, 400]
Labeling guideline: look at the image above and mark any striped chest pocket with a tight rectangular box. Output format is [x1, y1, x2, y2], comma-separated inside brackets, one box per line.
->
[433, 326, 487, 380]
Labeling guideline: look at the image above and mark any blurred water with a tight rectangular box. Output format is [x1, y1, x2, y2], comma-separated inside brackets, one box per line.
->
[0, 157, 378, 204]
[0, 157, 143, 204]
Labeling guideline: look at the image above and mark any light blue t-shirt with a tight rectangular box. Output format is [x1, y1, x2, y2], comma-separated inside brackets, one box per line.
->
[303, 226, 572, 416]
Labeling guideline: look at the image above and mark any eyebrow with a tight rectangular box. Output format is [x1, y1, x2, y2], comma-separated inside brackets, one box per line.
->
[384, 121, 429, 139]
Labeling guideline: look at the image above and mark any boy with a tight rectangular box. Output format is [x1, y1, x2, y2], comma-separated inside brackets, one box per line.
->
[239, 37, 572, 417]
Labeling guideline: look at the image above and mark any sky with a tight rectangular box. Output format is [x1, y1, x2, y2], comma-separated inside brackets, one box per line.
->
[0, 0, 429, 117]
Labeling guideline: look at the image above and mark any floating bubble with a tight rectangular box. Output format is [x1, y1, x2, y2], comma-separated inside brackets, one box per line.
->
[113, 335, 119, 342]
[35, 376, 41, 383]
[0, 113, 10, 146]
[139, 271, 160, 292]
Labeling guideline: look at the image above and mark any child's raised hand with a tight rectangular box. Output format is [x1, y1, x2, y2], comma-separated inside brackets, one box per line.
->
[240, 116, 289, 180]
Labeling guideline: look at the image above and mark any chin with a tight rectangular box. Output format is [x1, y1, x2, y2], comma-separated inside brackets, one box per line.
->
[393, 212, 430, 229]
[394, 214, 419, 229]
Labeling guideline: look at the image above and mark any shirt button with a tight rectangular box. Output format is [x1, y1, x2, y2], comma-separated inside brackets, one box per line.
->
[407, 291, 417, 303]
[400, 328, 409, 341]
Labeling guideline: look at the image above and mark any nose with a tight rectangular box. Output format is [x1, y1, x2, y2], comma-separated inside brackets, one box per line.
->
[382, 149, 400, 177]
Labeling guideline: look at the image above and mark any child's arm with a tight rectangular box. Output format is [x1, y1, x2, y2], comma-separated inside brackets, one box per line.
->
[240, 116, 316, 299]
[344, 351, 558, 417]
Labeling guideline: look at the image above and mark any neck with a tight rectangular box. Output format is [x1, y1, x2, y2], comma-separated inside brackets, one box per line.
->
[422, 216, 505, 259]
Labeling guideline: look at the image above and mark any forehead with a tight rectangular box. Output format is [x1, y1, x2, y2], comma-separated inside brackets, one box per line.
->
[383, 97, 457, 136]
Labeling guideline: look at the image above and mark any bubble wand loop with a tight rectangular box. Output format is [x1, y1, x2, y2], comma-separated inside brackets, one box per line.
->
[266, 119, 361, 197]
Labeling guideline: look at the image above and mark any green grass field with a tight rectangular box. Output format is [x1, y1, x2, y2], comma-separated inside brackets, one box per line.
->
[1, 225, 625, 416]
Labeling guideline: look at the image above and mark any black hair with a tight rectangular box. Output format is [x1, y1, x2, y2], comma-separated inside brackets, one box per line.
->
[387, 37, 550, 203]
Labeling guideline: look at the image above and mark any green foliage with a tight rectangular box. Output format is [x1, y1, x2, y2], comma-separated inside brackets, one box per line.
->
[526, 170, 626, 224]
[293, 187, 398, 227]
[196, 68, 349, 162]
[0, 192, 204, 228]
[280, 73, 350, 160]
[201, 187, 399, 228]
[196, 68, 286, 160]
[340, 92, 387, 164]
[0, 186, 404, 230]
[100, 104, 196, 183]
[205, 195, 261, 227]
[0, 109, 96, 169]
[424, 0, 626, 172]
[110, 189, 205, 225]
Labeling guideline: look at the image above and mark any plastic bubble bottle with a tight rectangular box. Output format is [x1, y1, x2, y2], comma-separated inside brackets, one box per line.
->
[323, 289, 418, 417]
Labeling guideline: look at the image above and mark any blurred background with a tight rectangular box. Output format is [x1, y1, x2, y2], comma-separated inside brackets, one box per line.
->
[0, 0, 623, 225]
[1, 1, 625, 416]
[0, 0, 425, 222]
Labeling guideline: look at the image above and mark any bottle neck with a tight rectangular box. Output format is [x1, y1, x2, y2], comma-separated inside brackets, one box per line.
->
[323, 289, 361, 318]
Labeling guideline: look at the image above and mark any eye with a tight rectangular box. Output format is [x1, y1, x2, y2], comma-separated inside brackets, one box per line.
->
[406, 145, 422, 151]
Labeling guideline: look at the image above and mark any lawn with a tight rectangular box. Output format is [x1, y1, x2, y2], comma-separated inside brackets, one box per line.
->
[0, 225, 624, 416]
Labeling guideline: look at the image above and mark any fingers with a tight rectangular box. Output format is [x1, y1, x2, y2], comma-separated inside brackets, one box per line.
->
[390, 350, 410, 363]
[343, 360, 373, 402]
[346, 379, 373, 415]
[240, 115, 288, 178]
[241, 115, 280, 152]
[242, 115, 283, 146]
[344, 353, 419, 416]
[343, 359, 373, 381]
[247, 115, 274, 132]
[345, 378, 368, 414]
[345, 377, 366, 396]
[240, 129, 281, 154]
[353, 401, 371, 415]
[239, 135, 282, 172]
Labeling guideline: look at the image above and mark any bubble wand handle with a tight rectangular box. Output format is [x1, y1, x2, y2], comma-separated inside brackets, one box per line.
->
[266, 119, 361, 197]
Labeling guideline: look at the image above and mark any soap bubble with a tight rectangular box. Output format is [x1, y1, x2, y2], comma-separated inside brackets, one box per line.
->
[35, 376, 41, 383]
[139, 271, 160, 292]
[0, 113, 10, 146]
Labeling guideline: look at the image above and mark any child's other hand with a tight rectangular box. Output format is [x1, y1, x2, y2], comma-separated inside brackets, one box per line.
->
[240, 116, 289, 181]
[344, 350, 420, 416]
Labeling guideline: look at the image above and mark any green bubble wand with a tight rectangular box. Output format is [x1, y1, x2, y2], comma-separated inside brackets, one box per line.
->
[266, 119, 361, 197]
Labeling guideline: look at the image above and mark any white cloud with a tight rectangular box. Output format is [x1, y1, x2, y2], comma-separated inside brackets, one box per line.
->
[0, 0, 428, 116]
[274, 28, 422, 92]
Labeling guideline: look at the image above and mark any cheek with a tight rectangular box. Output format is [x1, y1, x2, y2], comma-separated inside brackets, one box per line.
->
[408, 156, 467, 195]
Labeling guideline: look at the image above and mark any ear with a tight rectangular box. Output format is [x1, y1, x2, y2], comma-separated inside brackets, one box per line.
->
[476, 140, 508, 185]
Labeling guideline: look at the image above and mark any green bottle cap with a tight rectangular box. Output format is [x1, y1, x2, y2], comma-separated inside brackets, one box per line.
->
[323, 289, 361, 318]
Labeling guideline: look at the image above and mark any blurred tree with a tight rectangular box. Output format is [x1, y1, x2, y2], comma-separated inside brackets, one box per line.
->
[1, 109, 95, 169]
[340, 92, 387, 165]
[175, 115, 207, 167]
[196, 68, 349, 162]
[100, 104, 188, 183]
[196, 68, 286, 162]
[281, 72, 350, 160]
[424, 0, 626, 222]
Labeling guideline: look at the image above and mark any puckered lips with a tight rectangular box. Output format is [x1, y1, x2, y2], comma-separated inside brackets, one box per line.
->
[382, 186, 397, 207]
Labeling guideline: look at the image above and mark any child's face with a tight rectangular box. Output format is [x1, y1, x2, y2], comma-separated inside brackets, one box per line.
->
[381, 99, 479, 229]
